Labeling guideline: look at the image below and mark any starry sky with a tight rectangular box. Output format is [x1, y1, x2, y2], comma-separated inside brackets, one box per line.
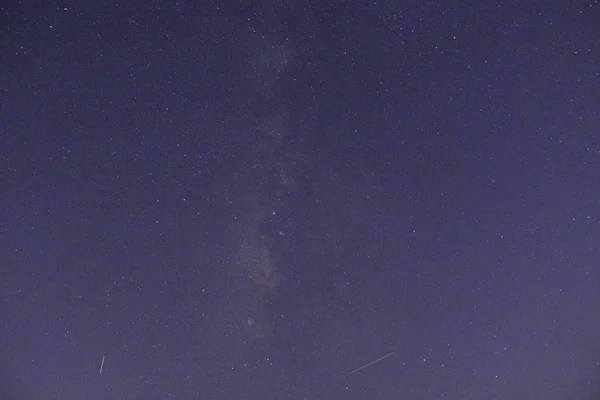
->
[1, 2, 600, 399]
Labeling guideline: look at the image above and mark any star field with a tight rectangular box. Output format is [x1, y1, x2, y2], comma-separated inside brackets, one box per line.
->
[1, 2, 600, 399]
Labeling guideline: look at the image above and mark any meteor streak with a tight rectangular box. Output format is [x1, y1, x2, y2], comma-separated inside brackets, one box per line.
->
[347, 351, 396, 376]
[99, 355, 105, 374]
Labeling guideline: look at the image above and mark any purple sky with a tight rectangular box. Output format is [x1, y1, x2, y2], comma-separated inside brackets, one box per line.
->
[2, 2, 600, 399]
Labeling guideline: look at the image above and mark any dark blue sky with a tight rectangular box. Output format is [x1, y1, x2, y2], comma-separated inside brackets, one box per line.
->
[2, 2, 600, 399]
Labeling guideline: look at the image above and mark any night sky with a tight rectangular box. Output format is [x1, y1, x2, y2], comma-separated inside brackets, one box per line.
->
[2, 2, 600, 399]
